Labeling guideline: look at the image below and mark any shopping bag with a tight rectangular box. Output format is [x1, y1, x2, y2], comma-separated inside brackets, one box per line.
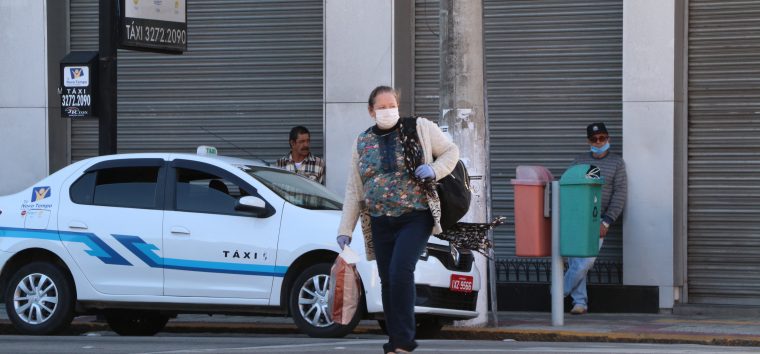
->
[328, 246, 361, 325]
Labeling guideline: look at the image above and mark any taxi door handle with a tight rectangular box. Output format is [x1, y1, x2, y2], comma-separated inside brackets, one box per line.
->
[68, 221, 88, 230]
[170, 226, 191, 235]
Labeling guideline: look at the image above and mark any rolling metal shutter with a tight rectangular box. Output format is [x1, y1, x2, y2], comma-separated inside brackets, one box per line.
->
[413, 0, 441, 120]
[687, 0, 760, 305]
[69, 0, 323, 162]
[484, 1, 624, 261]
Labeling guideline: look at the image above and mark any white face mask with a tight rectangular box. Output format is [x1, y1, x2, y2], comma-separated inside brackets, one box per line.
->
[374, 108, 400, 129]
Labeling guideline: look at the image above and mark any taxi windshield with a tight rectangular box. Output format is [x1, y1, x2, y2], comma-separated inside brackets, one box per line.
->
[239, 165, 343, 210]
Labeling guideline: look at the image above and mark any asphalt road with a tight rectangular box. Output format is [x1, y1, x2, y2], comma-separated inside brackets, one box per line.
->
[1, 333, 759, 354]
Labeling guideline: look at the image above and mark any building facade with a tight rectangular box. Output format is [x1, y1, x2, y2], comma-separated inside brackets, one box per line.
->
[2, 0, 759, 310]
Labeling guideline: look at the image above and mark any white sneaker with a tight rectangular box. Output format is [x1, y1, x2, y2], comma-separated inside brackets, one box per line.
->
[570, 304, 587, 315]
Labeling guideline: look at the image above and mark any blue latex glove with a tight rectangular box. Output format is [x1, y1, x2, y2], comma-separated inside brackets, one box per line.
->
[415, 164, 436, 180]
[337, 235, 351, 250]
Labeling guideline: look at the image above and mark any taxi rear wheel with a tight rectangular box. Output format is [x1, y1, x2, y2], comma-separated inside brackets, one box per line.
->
[3, 262, 75, 335]
[289, 263, 363, 338]
[105, 309, 170, 336]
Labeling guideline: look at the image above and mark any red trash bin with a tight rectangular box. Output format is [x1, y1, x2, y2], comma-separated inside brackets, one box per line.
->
[511, 166, 554, 257]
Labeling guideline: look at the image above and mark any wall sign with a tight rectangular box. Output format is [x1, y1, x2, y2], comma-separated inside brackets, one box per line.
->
[60, 51, 98, 119]
[121, 0, 187, 53]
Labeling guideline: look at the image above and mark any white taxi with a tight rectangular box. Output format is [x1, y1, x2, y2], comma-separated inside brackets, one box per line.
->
[0, 147, 480, 337]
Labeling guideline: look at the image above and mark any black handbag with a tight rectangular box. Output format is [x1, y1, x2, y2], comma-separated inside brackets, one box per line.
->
[437, 160, 471, 230]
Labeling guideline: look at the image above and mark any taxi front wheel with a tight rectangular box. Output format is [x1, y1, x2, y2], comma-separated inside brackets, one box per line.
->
[289, 262, 363, 338]
[4, 262, 75, 335]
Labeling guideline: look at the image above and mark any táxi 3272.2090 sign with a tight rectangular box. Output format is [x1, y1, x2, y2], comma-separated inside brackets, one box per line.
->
[121, 0, 187, 53]
[60, 51, 98, 119]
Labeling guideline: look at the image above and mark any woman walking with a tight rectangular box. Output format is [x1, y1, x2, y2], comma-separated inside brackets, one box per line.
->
[336, 85, 459, 353]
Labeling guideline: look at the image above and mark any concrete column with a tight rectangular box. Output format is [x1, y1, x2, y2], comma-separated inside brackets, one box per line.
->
[324, 0, 394, 196]
[622, 0, 685, 309]
[439, 0, 489, 326]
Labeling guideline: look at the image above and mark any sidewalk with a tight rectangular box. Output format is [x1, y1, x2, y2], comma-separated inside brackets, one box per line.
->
[468, 310, 760, 346]
[3, 308, 760, 346]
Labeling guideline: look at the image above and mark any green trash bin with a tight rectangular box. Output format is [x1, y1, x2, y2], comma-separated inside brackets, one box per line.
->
[560, 164, 604, 257]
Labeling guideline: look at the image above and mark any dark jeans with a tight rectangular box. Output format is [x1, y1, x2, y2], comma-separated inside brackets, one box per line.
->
[370, 209, 433, 353]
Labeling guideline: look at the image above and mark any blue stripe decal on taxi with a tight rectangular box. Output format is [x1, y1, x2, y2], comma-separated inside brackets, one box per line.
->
[0, 227, 60, 241]
[0, 227, 284, 276]
[113, 235, 287, 277]
[0, 227, 132, 266]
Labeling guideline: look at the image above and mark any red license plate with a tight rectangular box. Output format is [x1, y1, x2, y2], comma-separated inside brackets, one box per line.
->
[449, 274, 473, 293]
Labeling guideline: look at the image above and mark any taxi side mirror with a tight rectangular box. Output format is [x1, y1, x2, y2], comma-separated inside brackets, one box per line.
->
[235, 196, 268, 217]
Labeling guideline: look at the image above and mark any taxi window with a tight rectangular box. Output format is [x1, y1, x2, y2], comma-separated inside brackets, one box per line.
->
[92, 167, 160, 209]
[70, 172, 96, 204]
[242, 166, 342, 210]
[174, 167, 250, 216]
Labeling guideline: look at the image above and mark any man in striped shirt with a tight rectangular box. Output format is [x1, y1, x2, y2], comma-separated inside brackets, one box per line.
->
[276, 126, 326, 185]
[564, 122, 627, 315]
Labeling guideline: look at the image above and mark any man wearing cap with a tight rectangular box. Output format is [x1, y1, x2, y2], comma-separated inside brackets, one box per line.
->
[563, 122, 627, 314]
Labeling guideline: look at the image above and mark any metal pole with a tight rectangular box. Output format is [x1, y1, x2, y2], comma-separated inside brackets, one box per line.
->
[482, 2, 499, 329]
[488, 237, 498, 326]
[99, 0, 118, 155]
[440, 0, 488, 327]
[551, 181, 564, 326]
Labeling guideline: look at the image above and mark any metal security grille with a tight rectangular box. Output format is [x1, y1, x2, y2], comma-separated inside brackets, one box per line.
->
[413, 0, 441, 120]
[69, 0, 324, 163]
[687, 0, 760, 305]
[483, 1, 624, 260]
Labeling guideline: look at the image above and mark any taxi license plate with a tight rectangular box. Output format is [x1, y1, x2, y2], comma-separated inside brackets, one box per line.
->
[449, 274, 473, 293]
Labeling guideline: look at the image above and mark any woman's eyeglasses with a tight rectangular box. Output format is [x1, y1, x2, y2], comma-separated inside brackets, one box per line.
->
[588, 135, 608, 143]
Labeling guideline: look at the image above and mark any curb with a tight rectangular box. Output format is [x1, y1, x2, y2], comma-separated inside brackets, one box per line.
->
[433, 327, 760, 347]
[2, 320, 760, 347]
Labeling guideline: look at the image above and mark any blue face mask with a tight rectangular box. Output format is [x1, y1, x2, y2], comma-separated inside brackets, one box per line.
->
[590, 142, 610, 154]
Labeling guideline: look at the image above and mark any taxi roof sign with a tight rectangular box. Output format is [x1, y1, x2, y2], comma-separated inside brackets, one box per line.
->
[197, 146, 218, 156]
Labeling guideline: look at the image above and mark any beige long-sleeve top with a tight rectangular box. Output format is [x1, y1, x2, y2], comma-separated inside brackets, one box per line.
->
[337, 117, 459, 260]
